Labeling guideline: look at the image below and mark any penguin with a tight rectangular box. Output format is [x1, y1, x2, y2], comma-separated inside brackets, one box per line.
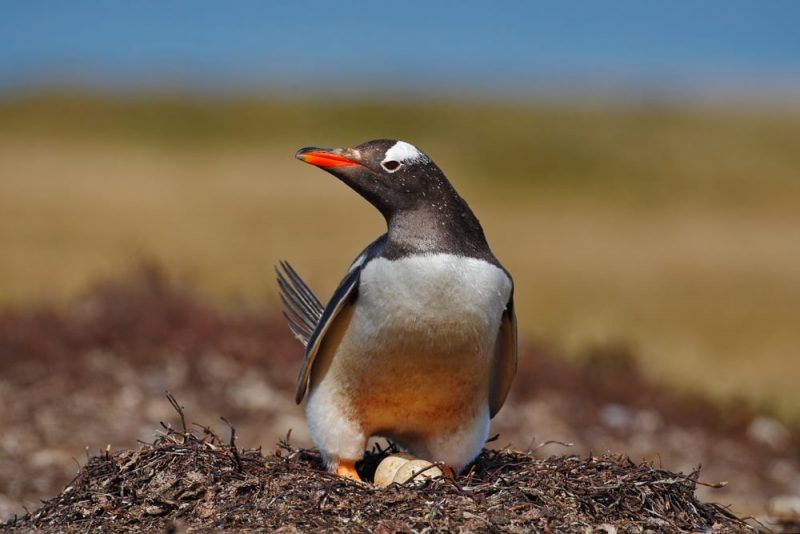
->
[277, 139, 516, 481]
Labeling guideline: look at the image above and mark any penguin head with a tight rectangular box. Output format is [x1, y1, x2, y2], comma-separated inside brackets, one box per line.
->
[295, 139, 452, 219]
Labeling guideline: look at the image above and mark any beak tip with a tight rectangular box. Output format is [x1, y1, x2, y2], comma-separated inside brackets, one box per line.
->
[294, 147, 314, 162]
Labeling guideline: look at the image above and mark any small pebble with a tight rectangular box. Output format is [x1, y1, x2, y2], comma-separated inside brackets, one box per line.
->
[769, 494, 800, 520]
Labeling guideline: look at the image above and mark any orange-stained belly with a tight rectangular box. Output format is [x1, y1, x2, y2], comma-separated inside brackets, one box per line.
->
[309, 253, 511, 440]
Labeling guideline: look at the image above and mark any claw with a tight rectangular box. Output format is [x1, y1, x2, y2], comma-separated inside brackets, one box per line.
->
[335, 460, 362, 482]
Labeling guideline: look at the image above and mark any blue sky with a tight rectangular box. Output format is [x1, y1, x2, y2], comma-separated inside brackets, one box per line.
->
[1, 1, 799, 98]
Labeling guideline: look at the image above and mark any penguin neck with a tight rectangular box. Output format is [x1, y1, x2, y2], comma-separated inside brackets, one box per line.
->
[382, 196, 491, 259]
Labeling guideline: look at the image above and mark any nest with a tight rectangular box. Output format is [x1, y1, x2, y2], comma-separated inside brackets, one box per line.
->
[5, 398, 753, 534]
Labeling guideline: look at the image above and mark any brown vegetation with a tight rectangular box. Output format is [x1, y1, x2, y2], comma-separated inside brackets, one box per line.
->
[5, 406, 752, 533]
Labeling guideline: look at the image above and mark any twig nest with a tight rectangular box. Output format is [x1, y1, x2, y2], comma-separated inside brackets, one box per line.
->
[373, 453, 416, 488]
[392, 459, 443, 485]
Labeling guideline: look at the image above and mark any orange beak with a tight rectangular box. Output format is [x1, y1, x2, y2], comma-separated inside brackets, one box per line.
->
[295, 147, 361, 168]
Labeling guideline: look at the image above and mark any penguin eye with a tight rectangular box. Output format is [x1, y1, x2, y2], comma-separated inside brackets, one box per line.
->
[382, 160, 401, 172]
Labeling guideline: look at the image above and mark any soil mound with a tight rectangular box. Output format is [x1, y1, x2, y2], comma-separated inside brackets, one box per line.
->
[5, 405, 752, 533]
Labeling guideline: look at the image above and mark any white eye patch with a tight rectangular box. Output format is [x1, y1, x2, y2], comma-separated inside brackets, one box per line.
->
[381, 140, 429, 172]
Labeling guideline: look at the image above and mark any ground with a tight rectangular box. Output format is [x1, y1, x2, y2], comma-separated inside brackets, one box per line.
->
[1, 269, 798, 532]
[4, 422, 752, 533]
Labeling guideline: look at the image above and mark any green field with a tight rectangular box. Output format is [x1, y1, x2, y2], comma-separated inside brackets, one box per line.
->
[1, 93, 799, 421]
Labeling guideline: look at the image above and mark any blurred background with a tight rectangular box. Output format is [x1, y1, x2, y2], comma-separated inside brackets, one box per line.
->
[1, 0, 799, 523]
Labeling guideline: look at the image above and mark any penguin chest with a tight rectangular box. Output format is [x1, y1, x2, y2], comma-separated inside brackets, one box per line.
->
[355, 254, 511, 353]
[330, 254, 512, 433]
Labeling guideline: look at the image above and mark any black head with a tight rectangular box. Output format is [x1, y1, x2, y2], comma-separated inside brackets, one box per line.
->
[295, 139, 453, 220]
[296, 139, 491, 258]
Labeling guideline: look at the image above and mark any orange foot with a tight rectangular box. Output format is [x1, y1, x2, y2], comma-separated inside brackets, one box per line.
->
[335, 460, 362, 482]
[442, 465, 456, 479]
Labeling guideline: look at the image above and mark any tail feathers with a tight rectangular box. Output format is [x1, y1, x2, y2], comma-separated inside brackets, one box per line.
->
[276, 261, 324, 346]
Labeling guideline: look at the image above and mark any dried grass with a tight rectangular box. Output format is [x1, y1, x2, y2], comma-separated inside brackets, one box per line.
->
[5, 398, 754, 533]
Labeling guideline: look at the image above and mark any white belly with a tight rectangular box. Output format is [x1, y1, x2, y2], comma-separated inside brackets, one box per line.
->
[316, 254, 511, 434]
[354, 253, 512, 357]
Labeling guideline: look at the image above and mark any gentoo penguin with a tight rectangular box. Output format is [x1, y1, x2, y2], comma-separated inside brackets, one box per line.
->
[277, 139, 517, 481]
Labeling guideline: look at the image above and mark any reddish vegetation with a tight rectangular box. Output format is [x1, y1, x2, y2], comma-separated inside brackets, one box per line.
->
[0, 266, 798, 531]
